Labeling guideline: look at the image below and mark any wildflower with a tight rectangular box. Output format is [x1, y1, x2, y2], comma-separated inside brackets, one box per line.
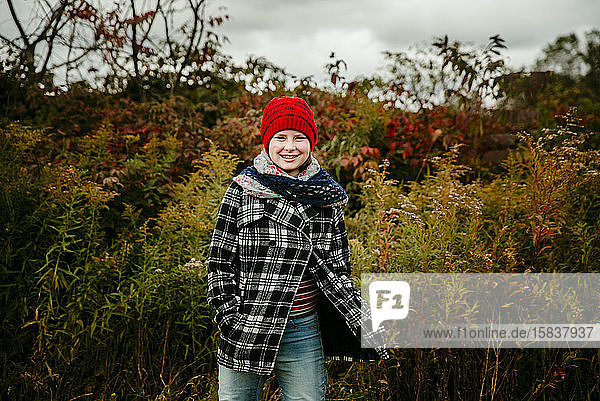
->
[584, 170, 599, 177]
[183, 257, 206, 277]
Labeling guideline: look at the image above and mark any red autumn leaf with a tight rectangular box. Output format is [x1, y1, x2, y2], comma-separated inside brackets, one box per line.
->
[402, 143, 413, 159]
[361, 146, 380, 157]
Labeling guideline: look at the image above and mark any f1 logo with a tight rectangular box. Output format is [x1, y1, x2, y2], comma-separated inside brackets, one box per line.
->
[369, 281, 410, 330]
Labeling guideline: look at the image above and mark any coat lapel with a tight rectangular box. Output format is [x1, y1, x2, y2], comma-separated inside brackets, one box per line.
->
[263, 198, 305, 232]
[296, 202, 319, 223]
[263, 198, 321, 233]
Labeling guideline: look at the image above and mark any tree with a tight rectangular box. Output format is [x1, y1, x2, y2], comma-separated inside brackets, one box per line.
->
[0, 0, 96, 84]
[534, 29, 600, 94]
[0, 0, 229, 98]
[94, 0, 229, 98]
[374, 35, 508, 112]
[524, 29, 600, 128]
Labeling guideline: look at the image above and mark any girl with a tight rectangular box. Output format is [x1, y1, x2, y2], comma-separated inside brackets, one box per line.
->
[207, 96, 388, 400]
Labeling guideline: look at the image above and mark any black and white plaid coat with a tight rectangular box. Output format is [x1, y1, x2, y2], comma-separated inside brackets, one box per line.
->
[207, 181, 388, 375]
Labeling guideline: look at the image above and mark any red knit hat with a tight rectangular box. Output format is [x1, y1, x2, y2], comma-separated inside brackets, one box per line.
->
[260, 96, 318, 150]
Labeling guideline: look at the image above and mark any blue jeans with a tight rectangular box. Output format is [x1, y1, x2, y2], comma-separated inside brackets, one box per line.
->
[218, 311, 326, 400]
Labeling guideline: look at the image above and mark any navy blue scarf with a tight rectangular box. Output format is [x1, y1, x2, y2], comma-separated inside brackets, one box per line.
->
[240, 166, 348, 206]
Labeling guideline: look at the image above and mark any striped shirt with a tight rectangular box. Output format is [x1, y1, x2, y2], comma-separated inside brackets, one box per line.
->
[289, 269, 319, 317]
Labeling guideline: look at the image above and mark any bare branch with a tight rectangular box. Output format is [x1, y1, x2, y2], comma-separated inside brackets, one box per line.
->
[130, 0, 140, 80]
[137, 0, 161, 51]
[175, 0, 204, 85]
[40, 2, 70, 77]
[53, 47, 97, 70]
[193, 1, 206, 52]
[6, 0, 30, 47]
[159, 0, 175, 62]
[0, 33, 20, 49]
[30, 0, 69, 50]
[65, 18, 77, 84]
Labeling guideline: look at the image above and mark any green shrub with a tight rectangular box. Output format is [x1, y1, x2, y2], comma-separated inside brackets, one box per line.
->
[1, 127, 237, 400]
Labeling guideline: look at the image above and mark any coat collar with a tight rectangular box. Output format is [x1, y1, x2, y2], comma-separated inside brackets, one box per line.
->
[263, 198, 320, 232]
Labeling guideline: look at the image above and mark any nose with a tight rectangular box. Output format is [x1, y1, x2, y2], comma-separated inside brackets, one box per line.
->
[283, 138, 296, 150]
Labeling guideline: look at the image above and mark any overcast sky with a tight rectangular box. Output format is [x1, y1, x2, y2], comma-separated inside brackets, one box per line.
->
[207, 0, 600, 85]
[1, 0, 598, 88]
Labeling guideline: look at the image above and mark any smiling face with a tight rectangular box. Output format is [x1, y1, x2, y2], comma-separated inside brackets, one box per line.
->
[268, 130, 311, 177]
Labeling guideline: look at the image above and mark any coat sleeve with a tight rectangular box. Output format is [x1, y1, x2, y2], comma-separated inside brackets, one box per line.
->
[331, 205, 352, 278]
[330, 204, 391, 360]
[207, 182, 242, 334]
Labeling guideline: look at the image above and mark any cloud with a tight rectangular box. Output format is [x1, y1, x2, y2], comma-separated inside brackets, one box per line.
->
[2, 0, 597, 86]
[210, 0, 599, 82]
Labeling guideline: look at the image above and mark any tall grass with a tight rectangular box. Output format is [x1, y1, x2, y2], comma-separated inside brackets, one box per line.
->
[327, 111, 600, 400]
[2, 111, 599, 399]
[1, 125, 237, 400]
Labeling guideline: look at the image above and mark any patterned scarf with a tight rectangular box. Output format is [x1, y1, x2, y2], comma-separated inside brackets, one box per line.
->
[234, 150, 348, 207]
